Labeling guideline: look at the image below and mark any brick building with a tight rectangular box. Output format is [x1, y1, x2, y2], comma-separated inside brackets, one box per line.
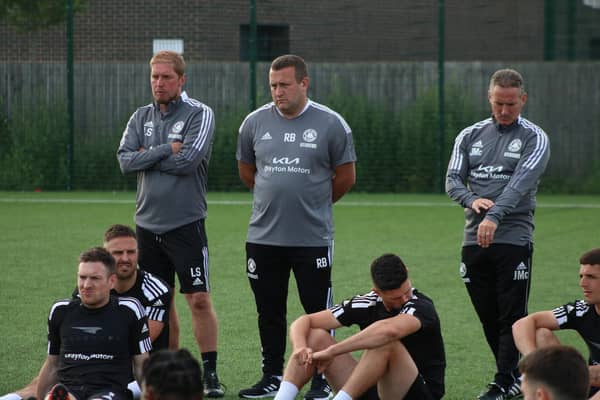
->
[1, 0, 599, 62]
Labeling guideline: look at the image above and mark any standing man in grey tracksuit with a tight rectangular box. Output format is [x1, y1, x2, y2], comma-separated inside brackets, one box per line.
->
[446, 68, 550, 400]
[117, 50, 223, 398]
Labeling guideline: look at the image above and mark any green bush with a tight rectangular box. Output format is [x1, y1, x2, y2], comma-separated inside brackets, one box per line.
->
[208, 107, 249, 191]
[325, 85, 484, 193]
[0, 102, 68, 190]
[72, 134, 136, 191]
[1, 92, 598, 194]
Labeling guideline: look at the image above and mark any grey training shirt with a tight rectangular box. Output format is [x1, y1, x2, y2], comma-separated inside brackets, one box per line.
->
[117, 92, 215, 234]
[237, 100, 356, 247]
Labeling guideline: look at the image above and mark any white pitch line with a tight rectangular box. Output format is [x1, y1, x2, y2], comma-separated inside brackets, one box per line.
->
[340, 201, 600, 208]
[0, 197, 599, 208]
[0, 198, 135, 204]
[0, 198, 251, 205]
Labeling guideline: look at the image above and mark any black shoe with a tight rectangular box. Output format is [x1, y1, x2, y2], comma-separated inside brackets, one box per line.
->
[238, 375, 281, 398]
[204, 370, 225, 398]
[47, 384, 70, 400]
[303, 375, 333, 400]
[478, 382, 507, 400]
[506, 381, 523, 399]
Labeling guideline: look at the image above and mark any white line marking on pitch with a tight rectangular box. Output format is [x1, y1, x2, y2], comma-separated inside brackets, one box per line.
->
[0, 198, 599, 208]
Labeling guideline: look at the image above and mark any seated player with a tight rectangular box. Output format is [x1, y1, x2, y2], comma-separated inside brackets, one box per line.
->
[513, 248, 600, 399]
[37, 247, 151, 400]
[274, 253, 446, 400]
[2, 225, 171, 400]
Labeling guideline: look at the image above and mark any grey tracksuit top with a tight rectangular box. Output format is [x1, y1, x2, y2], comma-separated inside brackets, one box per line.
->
[446, 116, 550, 246]
[117, 92, 215, 234]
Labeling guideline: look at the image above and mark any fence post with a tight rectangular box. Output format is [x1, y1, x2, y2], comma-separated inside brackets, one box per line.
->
[249, 0, 257, 112]
[437, 0, 446, 193]
[544, 0, 556, 60]
[66, 0, 74, 191]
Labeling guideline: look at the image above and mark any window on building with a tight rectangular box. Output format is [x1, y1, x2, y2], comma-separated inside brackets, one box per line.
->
[240, 24, 289, 61]
[590, 38, 600, 60]
[153, 39, 184, 54]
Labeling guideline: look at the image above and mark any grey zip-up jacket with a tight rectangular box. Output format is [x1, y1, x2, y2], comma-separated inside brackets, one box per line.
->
[446, 116, 550, 246]
[117, 92, 215, 234]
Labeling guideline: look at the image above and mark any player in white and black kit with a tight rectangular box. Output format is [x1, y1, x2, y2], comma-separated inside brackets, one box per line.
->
[446, 68, 550, 400]
[236, 54, 356, 399]
[273, 253, 446, 400]
[1, 225, 170, 400]
[36, 247, 151, 400]
[513, 248, 600, 399]
[118, 51, 224, 397]
[100, 225, 172, 352]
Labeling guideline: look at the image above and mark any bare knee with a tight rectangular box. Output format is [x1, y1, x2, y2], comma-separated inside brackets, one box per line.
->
[306, 328, 335, 350]
[185, 292, 214, 314]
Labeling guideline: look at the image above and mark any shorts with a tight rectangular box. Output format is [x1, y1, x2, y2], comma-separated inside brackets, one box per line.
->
[137, 220, 210, 293]
[65, 385, 132, 400]
[86, 390, 132, 400]
[404, 374, 436, 400]
[356, 374, 437, 400]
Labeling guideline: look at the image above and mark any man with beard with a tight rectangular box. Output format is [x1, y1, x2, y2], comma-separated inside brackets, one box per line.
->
[117, 50, 223, 397]
[98, 224, 172, 352]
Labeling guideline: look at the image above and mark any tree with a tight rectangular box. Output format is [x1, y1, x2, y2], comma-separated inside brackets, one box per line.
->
[0, 0, 86, 31]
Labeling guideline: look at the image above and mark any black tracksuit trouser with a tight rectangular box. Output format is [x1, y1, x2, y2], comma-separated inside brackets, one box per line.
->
[461, 243, 533, 389]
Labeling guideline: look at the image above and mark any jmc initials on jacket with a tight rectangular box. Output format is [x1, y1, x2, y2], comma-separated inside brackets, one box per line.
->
[446, 116, 550, 246]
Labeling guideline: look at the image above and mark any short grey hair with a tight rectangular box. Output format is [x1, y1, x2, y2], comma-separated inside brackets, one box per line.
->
[489, 68, 525, 94]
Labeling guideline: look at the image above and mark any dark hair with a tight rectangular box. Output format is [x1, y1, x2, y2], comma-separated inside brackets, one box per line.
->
[104, 224, 136, 243]
[519, 345, 589, 400]
[270, 54, 308, 82]
[370, 253, 408, 291]
[489, 68, 525, 94]
[143, 349, 204, 400]
[150, 51, 186, 77]
[580, 248, 600, 266]
[79, 247, 116, 275]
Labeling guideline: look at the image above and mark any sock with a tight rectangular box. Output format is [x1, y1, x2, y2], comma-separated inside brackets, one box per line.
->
[273, 381, 298, 400]
[333, 390, 352, 400]
[127, 381, 141, 400]
[201, 351, 217, 372]
[0, 394, 22, 400]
